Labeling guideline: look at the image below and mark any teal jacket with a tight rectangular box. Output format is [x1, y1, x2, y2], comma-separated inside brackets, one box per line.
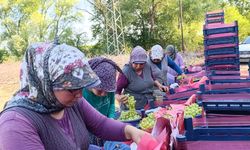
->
[82, 89, 115, 118]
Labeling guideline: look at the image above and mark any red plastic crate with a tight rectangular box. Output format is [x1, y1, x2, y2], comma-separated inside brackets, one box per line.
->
[205, 54, 239, 60]
[206, 10, 224, 18]
[205, 16, 224, 24]
[205, 43, 238, 50]
[204, 43, 239, 56]
[203, 21, 238, 36]
[204, 33, 239, 46]
[206, 64, 240, 71]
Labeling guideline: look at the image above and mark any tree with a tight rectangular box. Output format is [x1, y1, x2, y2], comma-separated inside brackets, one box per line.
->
[228, 0, 250, 16]
[224, 5, 250, 41]
[90, 0, 225, 52]
[0, 0, 84, 58]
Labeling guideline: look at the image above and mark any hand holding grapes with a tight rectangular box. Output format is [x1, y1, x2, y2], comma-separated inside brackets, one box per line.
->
[115, 94, 128, 104]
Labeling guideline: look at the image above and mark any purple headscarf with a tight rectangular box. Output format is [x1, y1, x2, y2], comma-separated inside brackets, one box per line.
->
[88, 57, 122, 92]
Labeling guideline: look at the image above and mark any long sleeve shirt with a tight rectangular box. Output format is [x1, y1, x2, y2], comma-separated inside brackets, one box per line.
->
[0, 98, 126, 150]
[168, 53, 185, 76]
[83, 89, 115, 118]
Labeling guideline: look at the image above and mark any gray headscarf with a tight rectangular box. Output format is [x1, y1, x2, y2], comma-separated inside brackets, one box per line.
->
[130, 46, 148, 64]
[165, 45, 177, 60]
[4, 42, 100, 113]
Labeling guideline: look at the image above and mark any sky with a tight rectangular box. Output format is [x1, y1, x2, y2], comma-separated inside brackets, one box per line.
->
[73, 0, 94, 44]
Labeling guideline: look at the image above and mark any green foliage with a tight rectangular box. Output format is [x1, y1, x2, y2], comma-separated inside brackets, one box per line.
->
[224, 6, 250, 41]
[1, 0, 250, 59]
[91, 0, 226, 53]
[0, 0, 84, 59]
[0, 49, 8, 63]
[86, 40, 106, 57]
[228, 0, 250, 16]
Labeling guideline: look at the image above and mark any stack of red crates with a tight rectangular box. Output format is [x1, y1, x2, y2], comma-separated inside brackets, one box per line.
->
[205, 10, 224, 24]
[203, 10, 240, 80]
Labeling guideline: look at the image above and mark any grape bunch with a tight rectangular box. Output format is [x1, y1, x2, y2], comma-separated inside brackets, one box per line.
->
[184, 103, 202, 118]
[125, 94, 136, 110]
[118, 95, 140, 121]
[119, 111, 141, 121]
[139, 113, 156, 130]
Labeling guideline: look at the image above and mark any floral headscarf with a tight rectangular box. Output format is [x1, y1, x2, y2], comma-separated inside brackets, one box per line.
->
[4, 42, 100, 113]
[88, 57, 123, 92]
[150, 44, 164, 60]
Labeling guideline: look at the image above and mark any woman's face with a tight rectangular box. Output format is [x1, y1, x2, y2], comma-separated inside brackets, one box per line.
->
[152, 59, 161, 63]
[131, 62, 145, 72]
[166, 51, 172, 56]
[91, 88, 107, 96]
[54, 88, 83, 107]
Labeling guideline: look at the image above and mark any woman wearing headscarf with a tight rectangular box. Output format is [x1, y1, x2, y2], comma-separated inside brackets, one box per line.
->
[115, 46, 168, 110]
[165, 45, 185, 84]
[148, 44, 185, 86]
[0, 42, 148, 150]
[82, 57, 122, 146]
[83, 57, 122, 118]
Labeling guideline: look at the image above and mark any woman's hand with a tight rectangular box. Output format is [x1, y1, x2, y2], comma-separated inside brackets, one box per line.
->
[154, 80, 169, 92]
[124, 125, 151, 144]
[159, 85, 169, 92]
[115, 94, 128, 104]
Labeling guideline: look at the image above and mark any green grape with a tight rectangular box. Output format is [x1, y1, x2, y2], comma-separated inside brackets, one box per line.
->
[139, 113, 156, 130]
[184, 103, 203, 118]
[118, 94, 141, 121]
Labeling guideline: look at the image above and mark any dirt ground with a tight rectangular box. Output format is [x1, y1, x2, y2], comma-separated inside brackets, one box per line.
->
[0, 54, 248, 111]
[0, 61, 20, 110]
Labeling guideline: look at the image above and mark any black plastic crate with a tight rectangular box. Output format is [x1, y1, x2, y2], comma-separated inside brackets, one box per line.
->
[178, 117, 250, 141]
[204, 33, 239, 46]
[205, 58, 239, 67]
[205, 64, 240, 71]
[203, 21, 238, 36]
[207, 70, 241, 76]
[206, 10, 224, 18]
[205, 17, 224, 24]
[204, 44, 239, 56]
[205, 54, 239, 60]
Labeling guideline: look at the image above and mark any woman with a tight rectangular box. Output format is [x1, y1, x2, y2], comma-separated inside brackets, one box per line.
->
[0, 42, 147, 150]
[115, 46, 168, 110]
[82, 57, 122, 146]
[148, 44, 185, 85]
[83, 57, 122, 118]
[165, 45, 185, 84]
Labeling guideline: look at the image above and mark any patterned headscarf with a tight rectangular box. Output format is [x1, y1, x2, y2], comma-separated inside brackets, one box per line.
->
[129, 46, 148, 64]
[165, 45, 177, 60]
[4, 42, 100, 113]
[88, 57, 122, 92]
[150, 44, 164, 60]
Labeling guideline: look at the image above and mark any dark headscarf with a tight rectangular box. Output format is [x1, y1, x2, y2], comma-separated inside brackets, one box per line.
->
[88, 57, 123, 92]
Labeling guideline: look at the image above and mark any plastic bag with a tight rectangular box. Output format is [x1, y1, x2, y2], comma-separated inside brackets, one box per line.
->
[103, 141, 131, 150]
[137, 117, 171, 150]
